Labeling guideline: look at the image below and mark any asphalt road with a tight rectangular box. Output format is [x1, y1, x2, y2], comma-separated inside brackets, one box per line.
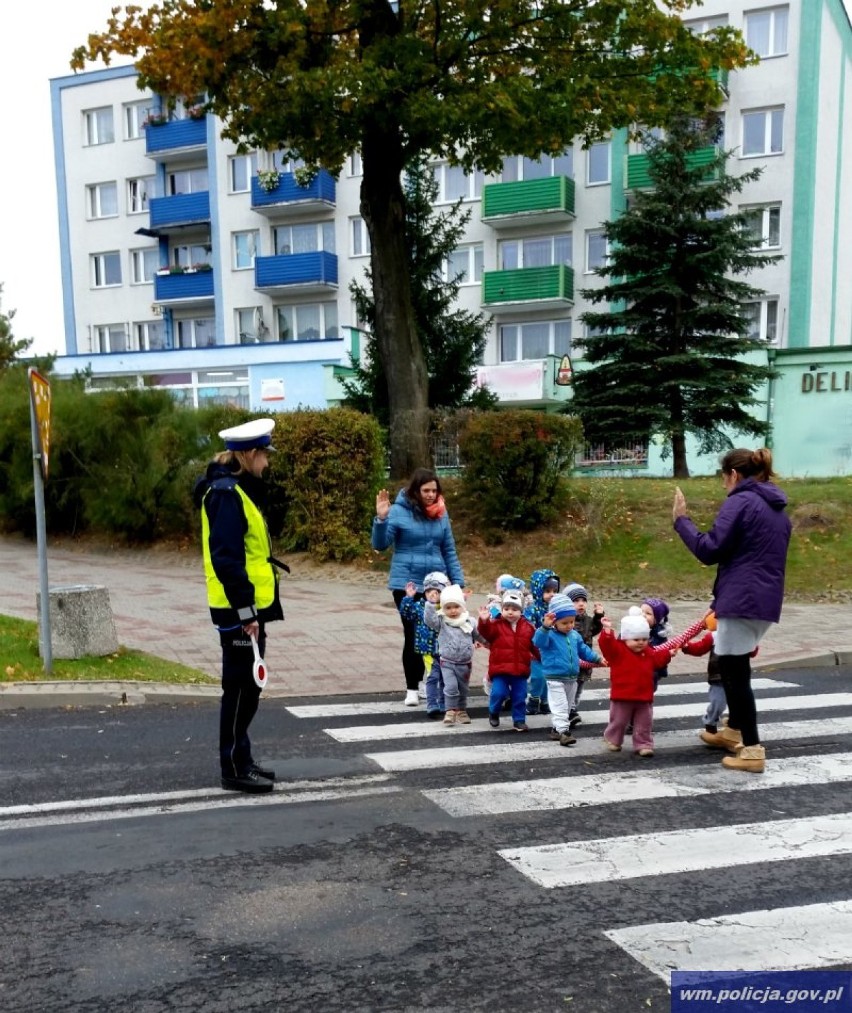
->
[3, 667, 852, 1012]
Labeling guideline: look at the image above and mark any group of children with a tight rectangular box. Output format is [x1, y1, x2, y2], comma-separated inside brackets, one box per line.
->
[400, 570, 716, 756]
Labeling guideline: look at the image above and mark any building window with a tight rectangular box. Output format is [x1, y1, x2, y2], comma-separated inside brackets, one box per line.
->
[124, 101, 153, 140]
[444, 243, 484, 284]
[502, 150, 573, 181]
[586, 230, 609, 271]
[91, 252, 122, 288]
[742, 204, 781, 248]
[683, 14, 728, 34]
[272, 222, 335, 255]
[433, 163, 485, 202]
[167, 167, 209, 195]
[171, 243, 211, 269]
[743, 299, 779, 343]
[236, 307, 271, 344]
[351, 217, 371, 257]
[196, 369, 250, 409]
[742, 107, 784, 157]
[94, 324, 128, 353]
[499, 234, 571, 270]
[135, 320, 166, 351]
[87, 181, 118, 219]
[131, 248, 159, 284]
[587, 141, 611, 185]
[83, 106, 114, 146]
[233, 230, 260, 269]
[176, 317, 218, 349]
[499, 320, 572, 362]
[276, 302, 339, 342]
[745, 6, 789, 58]
[271, 152, 305, 173]
[229, 153, 257, 193]
[128, 176, 153, 214]
[348, 151, 362, 176]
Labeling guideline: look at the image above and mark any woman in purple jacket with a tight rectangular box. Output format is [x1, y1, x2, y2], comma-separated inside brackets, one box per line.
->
[672, 448, 791, 774]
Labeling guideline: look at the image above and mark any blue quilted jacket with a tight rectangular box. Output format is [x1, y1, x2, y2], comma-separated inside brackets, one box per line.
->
[371, 489, 465, 592]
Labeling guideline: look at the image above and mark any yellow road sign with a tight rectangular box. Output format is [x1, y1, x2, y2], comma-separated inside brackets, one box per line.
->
[28, 368, 51, 481]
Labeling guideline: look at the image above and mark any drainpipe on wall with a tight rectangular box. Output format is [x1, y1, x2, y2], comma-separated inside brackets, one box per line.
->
[765, 346, 776, 449]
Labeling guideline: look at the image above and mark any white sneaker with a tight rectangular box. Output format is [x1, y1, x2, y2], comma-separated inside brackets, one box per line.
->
[404, 690, 420, 706]
[417, 680, 427, 700]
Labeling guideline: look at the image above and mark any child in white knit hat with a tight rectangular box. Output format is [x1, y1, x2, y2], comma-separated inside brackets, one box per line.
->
[598, 606, 707, 756]
[424, 584, 482, 724]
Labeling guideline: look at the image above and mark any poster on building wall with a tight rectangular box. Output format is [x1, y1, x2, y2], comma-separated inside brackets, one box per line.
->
[261, 378, 285, 402]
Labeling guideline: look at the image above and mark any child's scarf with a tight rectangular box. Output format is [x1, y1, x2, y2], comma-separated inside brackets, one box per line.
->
[443, 608, 474, 634]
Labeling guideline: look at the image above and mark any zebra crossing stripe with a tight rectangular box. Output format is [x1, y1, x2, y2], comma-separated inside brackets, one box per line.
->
[498, 811, 852, 888]
[326, 693, 852, 743]
[365, 715, 852, 771]
[421, 752, 852, 817]
[605, 900, 852, 980]
[285, 678, 798, 718]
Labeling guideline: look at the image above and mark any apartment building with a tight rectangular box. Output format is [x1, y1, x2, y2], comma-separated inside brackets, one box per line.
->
[50, 0, 852, 475]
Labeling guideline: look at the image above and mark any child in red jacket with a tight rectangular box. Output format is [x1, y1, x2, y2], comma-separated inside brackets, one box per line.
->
[477, 589, 540, 731]
[598, 606, 706, 756]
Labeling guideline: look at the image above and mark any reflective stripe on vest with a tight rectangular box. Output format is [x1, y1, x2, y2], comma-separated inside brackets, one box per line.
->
[201, 483, 276, 611]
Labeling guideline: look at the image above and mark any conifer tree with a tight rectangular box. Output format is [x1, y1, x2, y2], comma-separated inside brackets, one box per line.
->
[571, 116, 779, 478]
[0, 285, 33, 371]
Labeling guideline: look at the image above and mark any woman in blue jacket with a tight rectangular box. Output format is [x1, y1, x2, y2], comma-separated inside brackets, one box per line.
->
[372, 468, 465, 706]
[673, 447, 791, 774]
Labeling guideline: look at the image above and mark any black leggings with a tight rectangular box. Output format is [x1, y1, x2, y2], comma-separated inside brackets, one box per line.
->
[718, 653, 759, 747]
[392, 589, 425, 690]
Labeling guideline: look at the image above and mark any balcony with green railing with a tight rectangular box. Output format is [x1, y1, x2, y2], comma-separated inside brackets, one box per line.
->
[625, 146, 718, 190]
[482, 264, 573, 310]
[481, 176, 575, 228]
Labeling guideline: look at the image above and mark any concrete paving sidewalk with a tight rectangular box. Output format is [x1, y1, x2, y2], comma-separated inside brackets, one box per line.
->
[0, 536, 849, 706]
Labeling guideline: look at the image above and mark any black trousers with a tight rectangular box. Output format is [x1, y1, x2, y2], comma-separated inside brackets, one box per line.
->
[718, 652, 759, 747]
[219, 625, 266, 777]
[392, 589, 425, 690]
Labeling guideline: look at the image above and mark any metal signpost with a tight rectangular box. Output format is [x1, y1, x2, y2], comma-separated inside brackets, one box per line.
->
[28, 367, 52, 674]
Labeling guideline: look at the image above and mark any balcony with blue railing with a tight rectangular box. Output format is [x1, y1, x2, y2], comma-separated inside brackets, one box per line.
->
[144, 116, 208, 160]
[153, 267, 214, 305]
[149, 192, 211, 231]
[255, 251, 338, 294]
[482, 176, 575, 228]
[250, 170, 336, 216]
[482, 265, 574, 311]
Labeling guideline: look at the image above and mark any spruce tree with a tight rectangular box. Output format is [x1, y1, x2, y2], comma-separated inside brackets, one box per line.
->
[0, 285, 33, 371]
[571, 116, 779, 477]
[342, 158, 496, 433]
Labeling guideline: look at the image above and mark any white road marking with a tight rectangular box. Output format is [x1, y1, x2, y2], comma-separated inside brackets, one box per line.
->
[421, 752, 852, 817]
[606, 900, 852, 980]
[499, 811, 852, 888]
[365, 715, 852, 771]
[285, 678, 798, 718]
[326, 693, 852, 743]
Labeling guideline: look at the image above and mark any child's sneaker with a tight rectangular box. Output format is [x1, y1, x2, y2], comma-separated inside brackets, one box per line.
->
[455, 710, 471, 724]
[548, 728, 562, 741]
[488, 712, 500, 728]
[540, 701, 550, 715]
[637, 748, 654, 757]
[443, 710, 458, 726]
[426, 709, 443, 720]
[603, 738, 622, 752]
[526, 697, 541, 716]
[569, 711, 582, 730]
[559, 731, 577, 747]
[513, 721, 529, 732]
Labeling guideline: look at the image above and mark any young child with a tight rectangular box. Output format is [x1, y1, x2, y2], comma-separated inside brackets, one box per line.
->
[563, 582, 606, 728]
[483, 573, 527, 703]
[478, 589, 539, 731]
[424, 584, 482, 725]
[401, 571, 449, 717]
[524, 568, 560, 715]
[640, 597, 675, 691]
[533, 593, 602, 746]
[598, 606, 706, 757]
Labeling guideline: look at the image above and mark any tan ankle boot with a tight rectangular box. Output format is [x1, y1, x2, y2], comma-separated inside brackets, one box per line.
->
[699, 726, 743, 753]
[721, 744, 765, 773]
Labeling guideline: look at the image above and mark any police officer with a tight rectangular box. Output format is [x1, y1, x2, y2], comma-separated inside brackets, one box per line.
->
[194, 418, 283, 793]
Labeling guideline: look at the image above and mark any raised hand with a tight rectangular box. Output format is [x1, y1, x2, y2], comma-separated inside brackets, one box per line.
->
[405, 581, 417, 597]
[376, 488, 390, 520]
[673, 486, 687, 521]
[542, 611, 556, 628]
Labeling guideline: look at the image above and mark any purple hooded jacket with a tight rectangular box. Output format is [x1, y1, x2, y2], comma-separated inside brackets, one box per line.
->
[674, 478, 791, 623]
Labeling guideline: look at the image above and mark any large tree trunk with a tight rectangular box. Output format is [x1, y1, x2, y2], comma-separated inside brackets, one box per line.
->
[671, 430, 690, 478]
[361, 129, 430, 480]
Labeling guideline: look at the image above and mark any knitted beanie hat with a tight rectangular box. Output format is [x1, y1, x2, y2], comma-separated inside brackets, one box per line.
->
[423, 571, 450, 592]
[440, 584, 465, 609]
[497, 573, 525, 593]
[565, 582, 589, 602]
[501, 589, 525, 610]
[621, 606, 651, 640]
[549, 593, 577, 620]
[642, 597, 669, 626]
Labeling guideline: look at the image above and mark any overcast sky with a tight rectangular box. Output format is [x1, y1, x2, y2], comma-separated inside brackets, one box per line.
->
[2, 1, 851, 356]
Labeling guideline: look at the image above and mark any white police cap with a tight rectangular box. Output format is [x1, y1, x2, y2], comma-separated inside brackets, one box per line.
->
[218, 418, 276, 452]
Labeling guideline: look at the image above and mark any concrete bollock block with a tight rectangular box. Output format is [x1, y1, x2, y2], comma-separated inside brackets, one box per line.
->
[37, 584, 119, 659]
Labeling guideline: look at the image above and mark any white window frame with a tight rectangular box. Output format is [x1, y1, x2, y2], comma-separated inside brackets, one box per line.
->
[127, 176, 153, 214]
[501, 150, 574, 181]
[91, 251, 122, 288]
[94, 323, 128, 353]
[741, 107, 784, 157]
[229, 153, 258, 193]
[233, 230, 260, 270]
[167, 167, 209, 195]
[683, 14, 729, 34]
[587, 141, 611, 185]
[444, 243, 484, 285]
[175, 317, 217, 349]
[498, 233, 572, 270]
[348, 151, 362, 176]
[586, 230, 610, 272]
[130, 248, 159, 284]
[135, 320, 166, 351]
[83, 106, 114, 146]
[86, 181, 118, 219]
[498, 319, 572, 363]
[275, 302, 339, 342]
[123, 101, 153, 140]
[741, 204, 782, 249]
[350, 217, 371, 257]
[744, 298, 780, 343]
[433, 163, 485, 203]
[745, 6, 789, 58]
[273, 222, 335, 256]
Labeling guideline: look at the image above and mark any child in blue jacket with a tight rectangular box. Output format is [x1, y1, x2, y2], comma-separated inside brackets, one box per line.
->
[524, 568, 560, 715]
[533, 593, 602, 746]
[400, 571, 449, 717]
